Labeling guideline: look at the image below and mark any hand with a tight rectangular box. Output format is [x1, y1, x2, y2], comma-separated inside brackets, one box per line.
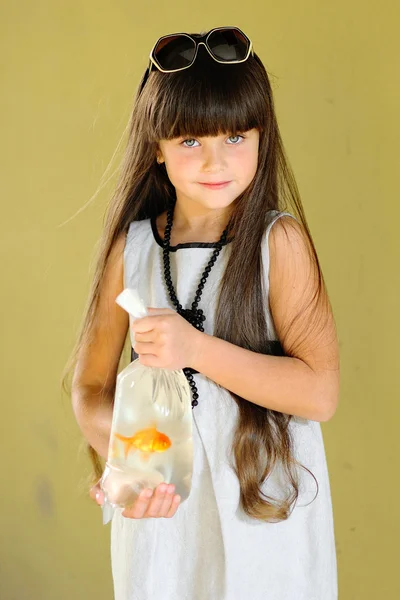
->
[90, 480, 181, 519]
[132, 307, 204, 370]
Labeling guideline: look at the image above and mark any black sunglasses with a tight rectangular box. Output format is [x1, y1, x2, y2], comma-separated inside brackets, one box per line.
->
[138, 26, 253, 94]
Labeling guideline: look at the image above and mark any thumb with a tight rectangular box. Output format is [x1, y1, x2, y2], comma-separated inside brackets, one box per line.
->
[89, 482, 104, 505]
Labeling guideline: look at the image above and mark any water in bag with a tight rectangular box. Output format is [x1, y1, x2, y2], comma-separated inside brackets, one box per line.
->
[100, 289, 193, 524]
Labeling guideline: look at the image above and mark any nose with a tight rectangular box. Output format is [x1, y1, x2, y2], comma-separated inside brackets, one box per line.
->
[201, 143, 227, 172]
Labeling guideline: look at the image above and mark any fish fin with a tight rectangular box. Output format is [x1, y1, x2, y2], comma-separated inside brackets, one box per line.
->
[140, 452, 151, 463]
[126, 444, 137, 459]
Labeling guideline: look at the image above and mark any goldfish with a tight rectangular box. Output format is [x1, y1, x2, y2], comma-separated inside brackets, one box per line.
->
[112, 422, 172, 463]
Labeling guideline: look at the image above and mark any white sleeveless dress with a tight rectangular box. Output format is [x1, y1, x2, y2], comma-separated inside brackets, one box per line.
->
[110, 210, 338, 600]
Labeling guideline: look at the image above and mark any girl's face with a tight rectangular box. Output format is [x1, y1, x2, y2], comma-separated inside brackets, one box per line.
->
[156, 128, 260, 213]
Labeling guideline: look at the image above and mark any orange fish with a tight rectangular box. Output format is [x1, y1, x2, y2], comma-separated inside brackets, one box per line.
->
[112, 422, 172, 463]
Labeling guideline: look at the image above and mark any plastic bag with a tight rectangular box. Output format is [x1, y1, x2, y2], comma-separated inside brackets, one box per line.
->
[99, 288, 193, 524]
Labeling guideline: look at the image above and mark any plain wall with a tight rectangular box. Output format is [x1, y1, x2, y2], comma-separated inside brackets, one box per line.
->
[1, 1, 399, 598]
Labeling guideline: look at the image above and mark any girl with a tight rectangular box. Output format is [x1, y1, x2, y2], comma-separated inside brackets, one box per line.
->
[64, 26, 340, 600]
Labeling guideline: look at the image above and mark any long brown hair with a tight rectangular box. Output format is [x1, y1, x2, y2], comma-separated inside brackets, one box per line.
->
[62, 36, 333, 522]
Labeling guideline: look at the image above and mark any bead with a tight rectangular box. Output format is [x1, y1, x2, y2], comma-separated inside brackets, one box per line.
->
[162, 199, 230, 409]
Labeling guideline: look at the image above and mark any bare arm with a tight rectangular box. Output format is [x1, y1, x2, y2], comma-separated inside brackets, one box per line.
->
[72, 231, 183, 518]
[193, 216, 340, 422]
[194, 338, 331, 421]
[71, 385, 114, 459]
[71, 232, 129, 459]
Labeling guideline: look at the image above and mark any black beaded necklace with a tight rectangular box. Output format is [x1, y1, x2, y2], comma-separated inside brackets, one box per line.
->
[162, 199, 230, 408]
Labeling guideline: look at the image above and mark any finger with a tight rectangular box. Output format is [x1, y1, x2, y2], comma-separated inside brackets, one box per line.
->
[145, 484, 169, 517]
[132, 316, 158, 333]
[132, 312, 173, 333]
[122, 488, 154, 519]
[134, 341, 156, 355]
[134, 331, 156, 342]
[166, 494, 181, 518]
[132, 317, 156, 334]
[158, 484, 176, 517]
[89, 483, 103, 505]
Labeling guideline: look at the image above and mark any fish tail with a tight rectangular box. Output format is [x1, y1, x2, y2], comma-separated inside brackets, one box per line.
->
[115, 433, 130, 442]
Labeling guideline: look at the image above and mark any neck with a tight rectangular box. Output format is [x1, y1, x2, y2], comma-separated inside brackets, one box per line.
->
[172, 199, 232, 233]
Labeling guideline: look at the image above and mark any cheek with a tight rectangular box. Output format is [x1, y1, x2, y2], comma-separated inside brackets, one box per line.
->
[232, 150, 258, 180]
[165, 155, 196, 183]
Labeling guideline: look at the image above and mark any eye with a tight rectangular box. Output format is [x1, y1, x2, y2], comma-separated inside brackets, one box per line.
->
[181, 134, 245, 148]
[181, 138, 199, 148]
[227, 134, 245, 144]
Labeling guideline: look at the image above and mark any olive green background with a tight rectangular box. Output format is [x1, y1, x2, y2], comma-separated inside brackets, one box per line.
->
[1, 1, 398, 598]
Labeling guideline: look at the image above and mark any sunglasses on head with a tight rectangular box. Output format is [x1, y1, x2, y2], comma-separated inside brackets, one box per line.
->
[138, 26, 253, 94]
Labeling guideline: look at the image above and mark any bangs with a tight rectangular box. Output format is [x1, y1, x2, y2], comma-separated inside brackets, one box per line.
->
[142, 51, 267, 141]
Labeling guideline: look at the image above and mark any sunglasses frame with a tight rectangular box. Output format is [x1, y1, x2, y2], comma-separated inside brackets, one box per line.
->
[148, 26, 254, 74]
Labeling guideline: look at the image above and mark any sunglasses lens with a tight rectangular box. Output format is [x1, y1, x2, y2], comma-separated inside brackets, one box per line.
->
[153, 35, 196, 70]
[207, 27, 250, 61]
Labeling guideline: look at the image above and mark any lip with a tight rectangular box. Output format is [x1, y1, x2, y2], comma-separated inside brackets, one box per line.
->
[199, 181, 231, 189]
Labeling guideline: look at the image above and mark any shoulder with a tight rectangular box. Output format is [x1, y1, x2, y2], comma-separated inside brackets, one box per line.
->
[266, 211, 303, 247]
[266, 211, 317, 322]
[262, 211, 306, 274]
[125, 218, 153, 249]
[106, 221, 147, 270]
[268, 213, 312, 270]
